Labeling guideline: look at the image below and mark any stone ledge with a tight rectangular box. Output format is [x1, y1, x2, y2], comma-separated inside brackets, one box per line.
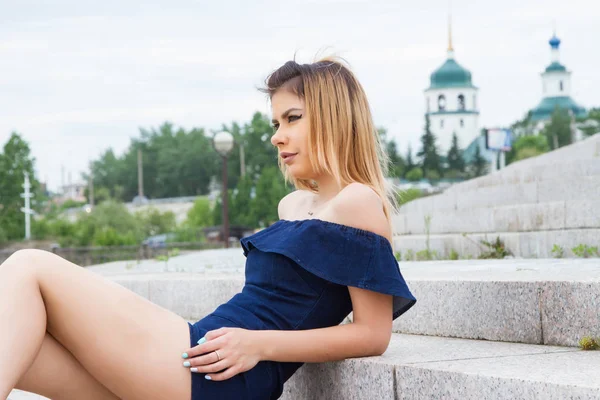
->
[12, 334, 599, 400]
[398, 199, 600, 235]
[281, 333, 600, 400]
[101, 258, 600, 347]
[394, 228, 600, 259]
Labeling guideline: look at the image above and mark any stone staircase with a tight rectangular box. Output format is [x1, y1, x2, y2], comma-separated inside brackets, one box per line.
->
[12, 251, 600, 399]
[394, 134, 600, 258]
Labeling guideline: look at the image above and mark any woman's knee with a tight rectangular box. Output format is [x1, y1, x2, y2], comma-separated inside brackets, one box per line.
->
[2, 249, 53, 273]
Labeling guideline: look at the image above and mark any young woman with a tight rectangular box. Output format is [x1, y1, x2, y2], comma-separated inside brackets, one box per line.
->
[1, 57, 416, 400]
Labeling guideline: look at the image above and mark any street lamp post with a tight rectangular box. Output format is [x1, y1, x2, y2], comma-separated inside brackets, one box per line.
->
[213, 131, 234, 248]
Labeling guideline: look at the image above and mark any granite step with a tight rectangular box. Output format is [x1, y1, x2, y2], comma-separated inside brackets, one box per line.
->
[394, 228, 600, 259]
[9, 253, 600, 400]
[282, 332, 600, 400]
[398, 174, 600, 214]
[394, 200, 600, 235]
[11, 333, 600, 400]
[444, 134, 600, 193]
[96, 257, 600, 348]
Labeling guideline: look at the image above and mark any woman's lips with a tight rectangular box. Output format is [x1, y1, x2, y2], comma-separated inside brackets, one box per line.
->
[282, 153, 297, 164]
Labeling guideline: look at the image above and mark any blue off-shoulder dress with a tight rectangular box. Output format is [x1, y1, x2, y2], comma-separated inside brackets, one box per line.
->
[187, 219, 416, 400]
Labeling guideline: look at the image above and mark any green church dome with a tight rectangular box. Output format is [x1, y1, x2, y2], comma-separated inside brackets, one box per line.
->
[530, 96, 587, 121]
[428, 58, 476, 90]
[545, 61, 567, 73]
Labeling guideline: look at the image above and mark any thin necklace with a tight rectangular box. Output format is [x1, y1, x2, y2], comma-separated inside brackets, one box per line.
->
[308, 197, 321, 216]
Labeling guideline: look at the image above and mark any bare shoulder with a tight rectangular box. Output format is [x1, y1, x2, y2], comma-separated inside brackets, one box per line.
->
[278, 189, 311, 220]
[329, 183, 391, 243]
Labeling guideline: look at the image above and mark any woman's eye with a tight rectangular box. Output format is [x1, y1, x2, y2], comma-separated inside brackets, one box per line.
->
[272, 123, 280, 131]
[288, 115, 301, 122]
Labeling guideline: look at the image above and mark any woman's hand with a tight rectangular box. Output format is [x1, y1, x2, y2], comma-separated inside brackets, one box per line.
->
[181, 327, 262, 381]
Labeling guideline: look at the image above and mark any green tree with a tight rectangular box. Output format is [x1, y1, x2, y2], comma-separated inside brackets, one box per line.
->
[385, 139, 405, 178]
[405, 167, 423, 182]
[513, 135, 550, 161]
[405, 145, 416, 177]
[0, 132, 40, 241]
[59, 201, 144, 247]
[86, 122, 220, 202]
[186, 197, 214, 228]
[446, 133, 465, 172]
[578, 107, 600, 137]
[230, 174, 255, 227]
[470, 143, 488, 177]
[416, 115, 441, 178]
[223, 112, 278, 187]
[212, 190, 233, 227]
[543, 107, 572, 150]
[378, 127, 405, 178]
[135, 208, 177, 237]
[251, 166, 290, 227]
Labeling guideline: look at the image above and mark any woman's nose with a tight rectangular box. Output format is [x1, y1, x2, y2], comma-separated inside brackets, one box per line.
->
[271, 131, 287, 147]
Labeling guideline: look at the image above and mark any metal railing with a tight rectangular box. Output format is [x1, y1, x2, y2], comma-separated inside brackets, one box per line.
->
[0, 241, 227, 267]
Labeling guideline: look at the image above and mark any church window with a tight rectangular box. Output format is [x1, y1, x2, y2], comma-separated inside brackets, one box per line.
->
[559, 81, 564, 91]
[473, 94, 477, 109]
[440, 119, 444, 128]
[460, 119, 464, 127]
[437, 94, 446, 111]
[458, 94, 465, 110]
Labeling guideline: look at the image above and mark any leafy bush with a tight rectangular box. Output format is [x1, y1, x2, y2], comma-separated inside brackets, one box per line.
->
[425, 169, 441, 181]
[56, 201, 144, 247]
[572, 244, 599, 258]
[579, 336, 599, 350]
[186, 197, 214, 228]
[478, 237, 511, 259]
[135, 207, 177, 237]
[449, 249, 459, 260]
[405, 167, 423, 182]
[551, 244, 564, 258]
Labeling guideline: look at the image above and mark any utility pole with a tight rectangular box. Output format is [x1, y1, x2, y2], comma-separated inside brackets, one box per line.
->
[240, 143, 246, 177]
[137, 148, 144, 198]
[61, 165, 65, 195]
[20, 172, 34, 241]
[88, 165, 95, 207]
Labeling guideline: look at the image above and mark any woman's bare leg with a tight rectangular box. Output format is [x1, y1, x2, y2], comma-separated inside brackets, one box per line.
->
[15, 332, 119, 400]
[0, 250, 192, 400]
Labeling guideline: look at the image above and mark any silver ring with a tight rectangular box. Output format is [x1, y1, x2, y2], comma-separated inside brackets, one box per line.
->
[214, 350, 221, 361]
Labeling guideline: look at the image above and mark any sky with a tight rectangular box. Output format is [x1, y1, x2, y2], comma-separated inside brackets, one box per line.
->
[1, 0, 598, 192]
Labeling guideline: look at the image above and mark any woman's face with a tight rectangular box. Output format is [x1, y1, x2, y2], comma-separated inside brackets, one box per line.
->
[270, 89, 313, 179]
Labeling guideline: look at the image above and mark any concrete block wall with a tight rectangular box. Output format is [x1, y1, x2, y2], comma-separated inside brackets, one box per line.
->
[394, 135, 600, 258]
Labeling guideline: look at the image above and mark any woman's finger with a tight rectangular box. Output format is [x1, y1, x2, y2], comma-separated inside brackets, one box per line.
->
[183, 335, 226, 358]
[204, 327, 230, 341]
[188, 349, 223, 366]
[205, 365, 240, 381]
[190, 358, 231, 374]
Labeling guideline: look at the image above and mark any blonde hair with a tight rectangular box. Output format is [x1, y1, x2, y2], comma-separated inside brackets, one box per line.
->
[260, 56, 401, 247]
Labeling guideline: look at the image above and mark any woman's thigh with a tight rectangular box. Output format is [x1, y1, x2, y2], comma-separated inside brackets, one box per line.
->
[15, 250, 192, 400]
[16, 332, 119, 400]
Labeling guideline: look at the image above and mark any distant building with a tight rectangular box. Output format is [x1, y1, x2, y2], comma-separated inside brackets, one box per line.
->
[424, 17, 480, 156]
[54, 182, 87, 205]
[424, 16, 495, 171]
[530, 32, 587, 131]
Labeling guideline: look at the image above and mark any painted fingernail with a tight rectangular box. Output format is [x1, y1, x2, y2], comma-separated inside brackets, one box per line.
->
[183, 361, 191, 367]
[182, 353, 189, 359]
[197, 337, 206, 345]
[190, 367, 198, 372]
[205, 375, 212, 380]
